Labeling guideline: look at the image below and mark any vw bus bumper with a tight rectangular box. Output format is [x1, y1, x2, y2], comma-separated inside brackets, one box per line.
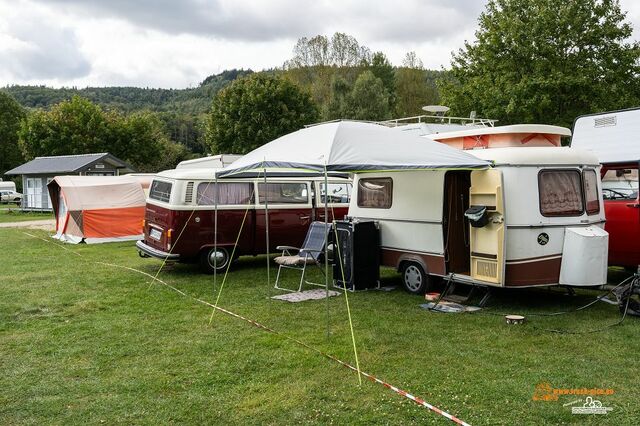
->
[136, 240, 180, 261]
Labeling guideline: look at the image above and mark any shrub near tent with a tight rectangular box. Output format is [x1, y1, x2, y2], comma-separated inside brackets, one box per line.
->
[48, 176, 147, 244]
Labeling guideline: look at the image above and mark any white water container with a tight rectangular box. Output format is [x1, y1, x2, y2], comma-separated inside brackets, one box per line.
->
[559, 226, 609, 286]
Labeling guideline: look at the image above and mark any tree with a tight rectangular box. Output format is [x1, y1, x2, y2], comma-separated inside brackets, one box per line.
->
[325, 76, 352, 120]
[18, 96, 188, 172]
[206, 74, 319, 154]
[438, 0, 640, 126]
[343, 71, 391, 120]
[18, 96, 108, 160]
[395, 52, 435, 117]
[0, 92, 26, 176]
[369, 52, 396, 107]
[285, 32, 371, 68]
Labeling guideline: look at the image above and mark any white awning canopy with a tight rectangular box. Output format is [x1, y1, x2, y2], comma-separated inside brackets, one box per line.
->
[218, 121, 491, 177]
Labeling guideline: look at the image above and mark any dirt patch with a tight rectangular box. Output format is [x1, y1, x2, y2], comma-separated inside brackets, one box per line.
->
[0, 220, 55, 231]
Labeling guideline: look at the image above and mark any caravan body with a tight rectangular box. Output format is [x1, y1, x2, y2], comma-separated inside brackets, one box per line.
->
[349, 126, 608, 291]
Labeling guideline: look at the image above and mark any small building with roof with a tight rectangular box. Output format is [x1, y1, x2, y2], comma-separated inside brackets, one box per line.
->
[5, 153, 135, 211]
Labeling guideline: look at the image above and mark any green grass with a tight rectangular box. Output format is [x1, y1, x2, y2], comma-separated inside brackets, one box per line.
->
[0, 228, 638, 425]
[0, 207, 53, 223]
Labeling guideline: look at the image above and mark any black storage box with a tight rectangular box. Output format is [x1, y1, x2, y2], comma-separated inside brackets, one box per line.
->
[332, 220, 380, 291]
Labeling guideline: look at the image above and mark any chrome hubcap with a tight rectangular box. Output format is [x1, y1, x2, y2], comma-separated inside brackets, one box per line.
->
[404, 265, 423, 292]
[208, 249, 229, 270]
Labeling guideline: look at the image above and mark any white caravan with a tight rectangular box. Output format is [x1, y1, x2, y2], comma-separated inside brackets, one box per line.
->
[349, 125, 609, 293]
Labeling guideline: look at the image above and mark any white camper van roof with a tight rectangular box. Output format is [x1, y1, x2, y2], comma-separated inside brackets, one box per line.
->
[176, 154, 243, 169]
[571, 108, 640, 164]
[154, 168, 346, 181]
[468, 147, 600, 166]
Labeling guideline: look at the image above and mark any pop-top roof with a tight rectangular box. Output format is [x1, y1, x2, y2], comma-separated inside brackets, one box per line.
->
[5, 153, 135, 175]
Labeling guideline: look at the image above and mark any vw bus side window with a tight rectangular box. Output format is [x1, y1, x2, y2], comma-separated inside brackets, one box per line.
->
[357, 178, 392, 209]
[149, 180, 172, 203]
[196, 182, 254, 205]
[538, 170, 584, 216]
[258, 183, 309, 204]
[583, 169, 600, 215]
[320, 183, 352, 204]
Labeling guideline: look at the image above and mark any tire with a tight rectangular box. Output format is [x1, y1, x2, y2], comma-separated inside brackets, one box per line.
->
[401, 262, 431, 294]
[199, 247, 232, 274]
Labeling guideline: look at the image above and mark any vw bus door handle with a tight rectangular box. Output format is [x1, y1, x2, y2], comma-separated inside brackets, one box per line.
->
[299, 215, 310, 220]
[626, 203, 640, 208]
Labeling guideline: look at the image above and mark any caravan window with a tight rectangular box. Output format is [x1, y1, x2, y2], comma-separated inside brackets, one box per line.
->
[320, 183, 352, 204]
[538, 170, 584, 216]
[357, 178, 392, 209]
[149, 180, 172, 203]
[583, 170, 600, 215]
[258, 183, 309, 204]
[196, 182, 254, 205]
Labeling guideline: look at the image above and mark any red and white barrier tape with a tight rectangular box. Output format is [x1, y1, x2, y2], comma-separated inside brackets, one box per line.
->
[18, 231, 471, 426]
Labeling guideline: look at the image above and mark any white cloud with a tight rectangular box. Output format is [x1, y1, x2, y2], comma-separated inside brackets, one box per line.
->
[0, 1, 91, 83]
[0, 0, 637, 88]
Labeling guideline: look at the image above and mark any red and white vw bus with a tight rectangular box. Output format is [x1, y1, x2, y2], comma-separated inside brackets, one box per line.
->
[136, 168, 351, 273]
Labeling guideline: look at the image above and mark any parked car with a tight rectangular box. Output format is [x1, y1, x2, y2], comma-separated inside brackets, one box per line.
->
[0, 190, 22, 204]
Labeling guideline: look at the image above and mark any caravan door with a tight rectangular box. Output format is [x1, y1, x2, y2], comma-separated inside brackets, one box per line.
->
[469, 169, 506, 285]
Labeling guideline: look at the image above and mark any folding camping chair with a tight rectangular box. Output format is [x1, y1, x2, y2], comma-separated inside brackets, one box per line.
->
[274, 221, 331, 292]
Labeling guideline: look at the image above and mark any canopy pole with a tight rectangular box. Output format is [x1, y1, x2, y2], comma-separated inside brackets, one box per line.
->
[263, 160, 270, 288]
[214, 174, 218, 293]
[324, 164, 330, 338]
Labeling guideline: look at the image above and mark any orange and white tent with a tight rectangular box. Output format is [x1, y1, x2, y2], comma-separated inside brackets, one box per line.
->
[48, 176, 147, 244]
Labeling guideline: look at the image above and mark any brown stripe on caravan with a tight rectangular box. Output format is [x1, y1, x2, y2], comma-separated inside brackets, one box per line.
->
[505, 257, 561, 286]
[381, 248, 446, 275]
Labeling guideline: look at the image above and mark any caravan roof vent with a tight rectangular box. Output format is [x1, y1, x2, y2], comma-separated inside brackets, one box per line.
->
[594, 116, 616, 128]
[185, 181, 194, 203]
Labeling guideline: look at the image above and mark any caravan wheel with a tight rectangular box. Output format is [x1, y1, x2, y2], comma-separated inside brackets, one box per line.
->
[401, 262, 430, 294]
[200, 247, 231, 274]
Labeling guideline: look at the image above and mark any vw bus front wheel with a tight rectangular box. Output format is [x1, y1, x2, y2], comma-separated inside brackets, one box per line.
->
[401, 262, 430, 294]
[200, 247, 231, 274]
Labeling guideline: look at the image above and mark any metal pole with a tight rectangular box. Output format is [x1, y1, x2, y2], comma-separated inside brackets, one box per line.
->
[263, 161, 270, 287]
[214, 173, 218, 292]
[324, 164, 330, 338]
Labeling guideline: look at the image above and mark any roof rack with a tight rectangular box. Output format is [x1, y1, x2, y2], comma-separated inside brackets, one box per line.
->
[379, 114, 497, 127]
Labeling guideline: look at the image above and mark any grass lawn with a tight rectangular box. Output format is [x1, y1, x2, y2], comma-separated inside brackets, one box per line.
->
[0, 207, 53, 223]
[0, 228, 638, 425]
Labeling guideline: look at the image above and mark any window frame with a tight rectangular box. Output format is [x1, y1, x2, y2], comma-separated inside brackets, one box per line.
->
[149, 179, 173, 203]
[257, 182, 311, 205]
[356, 177, 393, 209]
[195, 181, 254, 206]
[317, 181, 353, 205]
[582, 169, 601, 215]
[537, 169, 585, 217]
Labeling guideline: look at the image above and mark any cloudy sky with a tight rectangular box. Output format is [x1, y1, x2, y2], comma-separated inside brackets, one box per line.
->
[1, 0, 639, 89]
